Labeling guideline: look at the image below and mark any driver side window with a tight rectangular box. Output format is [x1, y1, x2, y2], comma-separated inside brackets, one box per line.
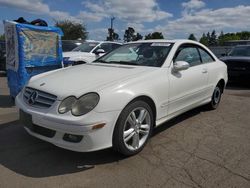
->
[175, 46, 202, 67]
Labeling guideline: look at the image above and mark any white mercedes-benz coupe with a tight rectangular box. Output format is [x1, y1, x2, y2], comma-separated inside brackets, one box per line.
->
[16, 40, 228, 156]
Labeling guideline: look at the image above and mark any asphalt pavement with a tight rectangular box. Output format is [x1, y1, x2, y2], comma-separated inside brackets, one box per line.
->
[0, 75, 250, 188]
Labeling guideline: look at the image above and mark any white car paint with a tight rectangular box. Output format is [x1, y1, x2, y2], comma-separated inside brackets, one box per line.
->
[63, 41, 122, 65]
[16, 40, 228, 153]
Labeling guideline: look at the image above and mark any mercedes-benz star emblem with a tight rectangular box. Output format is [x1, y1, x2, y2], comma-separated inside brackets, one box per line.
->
[28, 91, 38, 105]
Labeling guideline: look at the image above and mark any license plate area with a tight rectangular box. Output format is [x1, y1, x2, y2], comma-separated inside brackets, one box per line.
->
[19, 110, 56, 138]
[19, 110, 33, 130]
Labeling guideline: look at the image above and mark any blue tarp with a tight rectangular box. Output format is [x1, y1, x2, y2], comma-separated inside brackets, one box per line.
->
[4, 21, 63, 97]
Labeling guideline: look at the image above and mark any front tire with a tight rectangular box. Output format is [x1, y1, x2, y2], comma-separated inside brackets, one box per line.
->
[113, 100, 154, 156]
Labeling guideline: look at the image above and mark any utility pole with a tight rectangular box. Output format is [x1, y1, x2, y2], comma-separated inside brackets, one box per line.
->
[107, 17, 115, 41]
[111, 17, 115, 30]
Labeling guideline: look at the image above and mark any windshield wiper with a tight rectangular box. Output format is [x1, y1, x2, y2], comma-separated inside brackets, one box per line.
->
[108, 61, 139, 66]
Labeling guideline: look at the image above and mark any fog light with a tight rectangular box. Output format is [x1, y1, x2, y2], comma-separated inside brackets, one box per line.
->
[63, 134, 83, 143]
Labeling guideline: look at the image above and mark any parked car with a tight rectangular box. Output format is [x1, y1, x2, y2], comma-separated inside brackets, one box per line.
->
[63, 41, 122, 66]
[0, 40, 6, 71]
[62, 40, 84, 52]
[16, 40, 227, 156]
[220, 45, 250, 80]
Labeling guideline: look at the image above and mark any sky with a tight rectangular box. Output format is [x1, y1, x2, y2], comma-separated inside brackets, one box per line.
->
[0, 0, 250, 40]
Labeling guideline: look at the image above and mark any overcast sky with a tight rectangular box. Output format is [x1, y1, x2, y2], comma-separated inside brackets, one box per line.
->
[0, 0, 250, 40]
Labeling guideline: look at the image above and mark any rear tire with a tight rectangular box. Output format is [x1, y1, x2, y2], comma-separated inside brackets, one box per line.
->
[207, 84, 222, 110]
[113, 100, 154, 156]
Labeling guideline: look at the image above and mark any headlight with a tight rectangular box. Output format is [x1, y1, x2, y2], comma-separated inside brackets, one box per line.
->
[58, 93, 99, 116]
[71, 93, 99, 116]
[58, 96, 77, 114]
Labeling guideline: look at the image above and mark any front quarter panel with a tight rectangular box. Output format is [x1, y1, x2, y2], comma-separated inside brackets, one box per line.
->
[94, 68, 170, 121]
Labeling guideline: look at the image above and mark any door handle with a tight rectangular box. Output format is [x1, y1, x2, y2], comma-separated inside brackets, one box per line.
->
[202, 69, 208, 73]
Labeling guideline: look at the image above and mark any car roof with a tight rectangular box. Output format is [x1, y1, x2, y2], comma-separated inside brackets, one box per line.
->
[126, 39, 201, 45]
[85, 40, 122, 45]
[235, 45, 250, 47]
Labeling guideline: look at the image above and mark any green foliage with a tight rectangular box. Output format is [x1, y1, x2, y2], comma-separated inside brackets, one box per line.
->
[209, 30, 217, 46]
[199, 30, 250, 46]
[0, 34, 5, 40]
[123, 27, 142, 42]
[199, 33, 208, 46]
[106, 28, 119, 41]
[55, 20, 87, 40]
[145, 32, 164, 40]
[188, 33, 197, 41]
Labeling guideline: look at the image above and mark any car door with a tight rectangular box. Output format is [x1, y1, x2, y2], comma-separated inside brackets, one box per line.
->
[168, 44, 209, 115]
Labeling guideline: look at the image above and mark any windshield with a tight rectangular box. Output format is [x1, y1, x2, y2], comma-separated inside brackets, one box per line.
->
[229, 46, 250, 57]
[72, 42, 99, 52]
[94, 42, 173, 67]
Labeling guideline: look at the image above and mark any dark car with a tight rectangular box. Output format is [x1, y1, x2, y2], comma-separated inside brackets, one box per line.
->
[220, 45, 250, 80]
[0, 40, 6, 72]
[62, 40, 84, 52]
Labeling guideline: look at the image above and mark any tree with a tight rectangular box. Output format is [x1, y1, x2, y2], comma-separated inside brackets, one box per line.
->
[188, 33, 197, 41]
[55, 20, 87, 40]
[145, 32, 164, 40]
[209, 30, 217, 46]
[106, 28, 119, 41]
[0, 34, 5, 40]
[206, 32, 211, 44]
[218, 31, 224, 45]
[199, 33, 208, 46]
[134, 33, 143, 41]
[123, 27, 142, 42]
[237, 31, 250, 40]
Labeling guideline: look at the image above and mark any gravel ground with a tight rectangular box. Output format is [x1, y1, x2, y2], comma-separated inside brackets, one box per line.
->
[0, 75, 250, 188]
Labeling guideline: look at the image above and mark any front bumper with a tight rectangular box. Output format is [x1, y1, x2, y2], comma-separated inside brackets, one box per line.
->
[16, 92, 121, 152]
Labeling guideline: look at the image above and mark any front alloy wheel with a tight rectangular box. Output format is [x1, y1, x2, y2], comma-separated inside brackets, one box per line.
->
[113, 101, 153, 156]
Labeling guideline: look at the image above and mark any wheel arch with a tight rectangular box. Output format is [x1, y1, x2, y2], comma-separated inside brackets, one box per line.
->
[217, 79, 226, 93]
[120, 95, 157, 126]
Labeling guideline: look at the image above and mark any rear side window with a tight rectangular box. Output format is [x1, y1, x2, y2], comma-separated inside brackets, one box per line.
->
[175, 47, 202, 66]
[198, 48, 215, 63]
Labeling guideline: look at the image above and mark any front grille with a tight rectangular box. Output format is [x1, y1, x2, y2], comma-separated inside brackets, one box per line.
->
[23, 87, 57, 108]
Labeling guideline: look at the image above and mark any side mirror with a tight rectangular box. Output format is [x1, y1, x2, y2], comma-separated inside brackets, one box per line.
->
[95, 49, 105, 55]
[173, 61, 190, 71]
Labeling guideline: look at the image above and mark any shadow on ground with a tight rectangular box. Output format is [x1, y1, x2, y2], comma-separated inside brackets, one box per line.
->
[0, 71, 6, 77]
[0, 106, 205, 178]
[0, 95, 14, 108]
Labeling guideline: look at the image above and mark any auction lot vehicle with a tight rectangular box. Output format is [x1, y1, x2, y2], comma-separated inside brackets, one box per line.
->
[62, 40, 84, 52]
[220, 45, 250, 80]
[16, 40, 228, 156]
[63, 41, 122, 66]
[0, 40, 6, 71]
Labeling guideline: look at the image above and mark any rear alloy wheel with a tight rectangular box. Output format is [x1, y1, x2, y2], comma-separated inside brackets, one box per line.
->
[113, 101, 153, 156]
[208, 85, 222, 110]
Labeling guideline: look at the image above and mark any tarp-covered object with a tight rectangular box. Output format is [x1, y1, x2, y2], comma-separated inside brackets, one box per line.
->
[4, 20, 63, 97]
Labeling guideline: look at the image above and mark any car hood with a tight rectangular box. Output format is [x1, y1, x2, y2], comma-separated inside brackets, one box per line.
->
[28, 63, 151, 100]
[63, 51, 93, 58]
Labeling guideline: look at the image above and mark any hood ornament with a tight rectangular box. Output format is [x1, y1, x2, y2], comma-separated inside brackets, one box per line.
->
[40, 83, 45, 86]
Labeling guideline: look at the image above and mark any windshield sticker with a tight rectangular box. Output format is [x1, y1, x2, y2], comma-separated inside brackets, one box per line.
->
[151, 43, 171, 47]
